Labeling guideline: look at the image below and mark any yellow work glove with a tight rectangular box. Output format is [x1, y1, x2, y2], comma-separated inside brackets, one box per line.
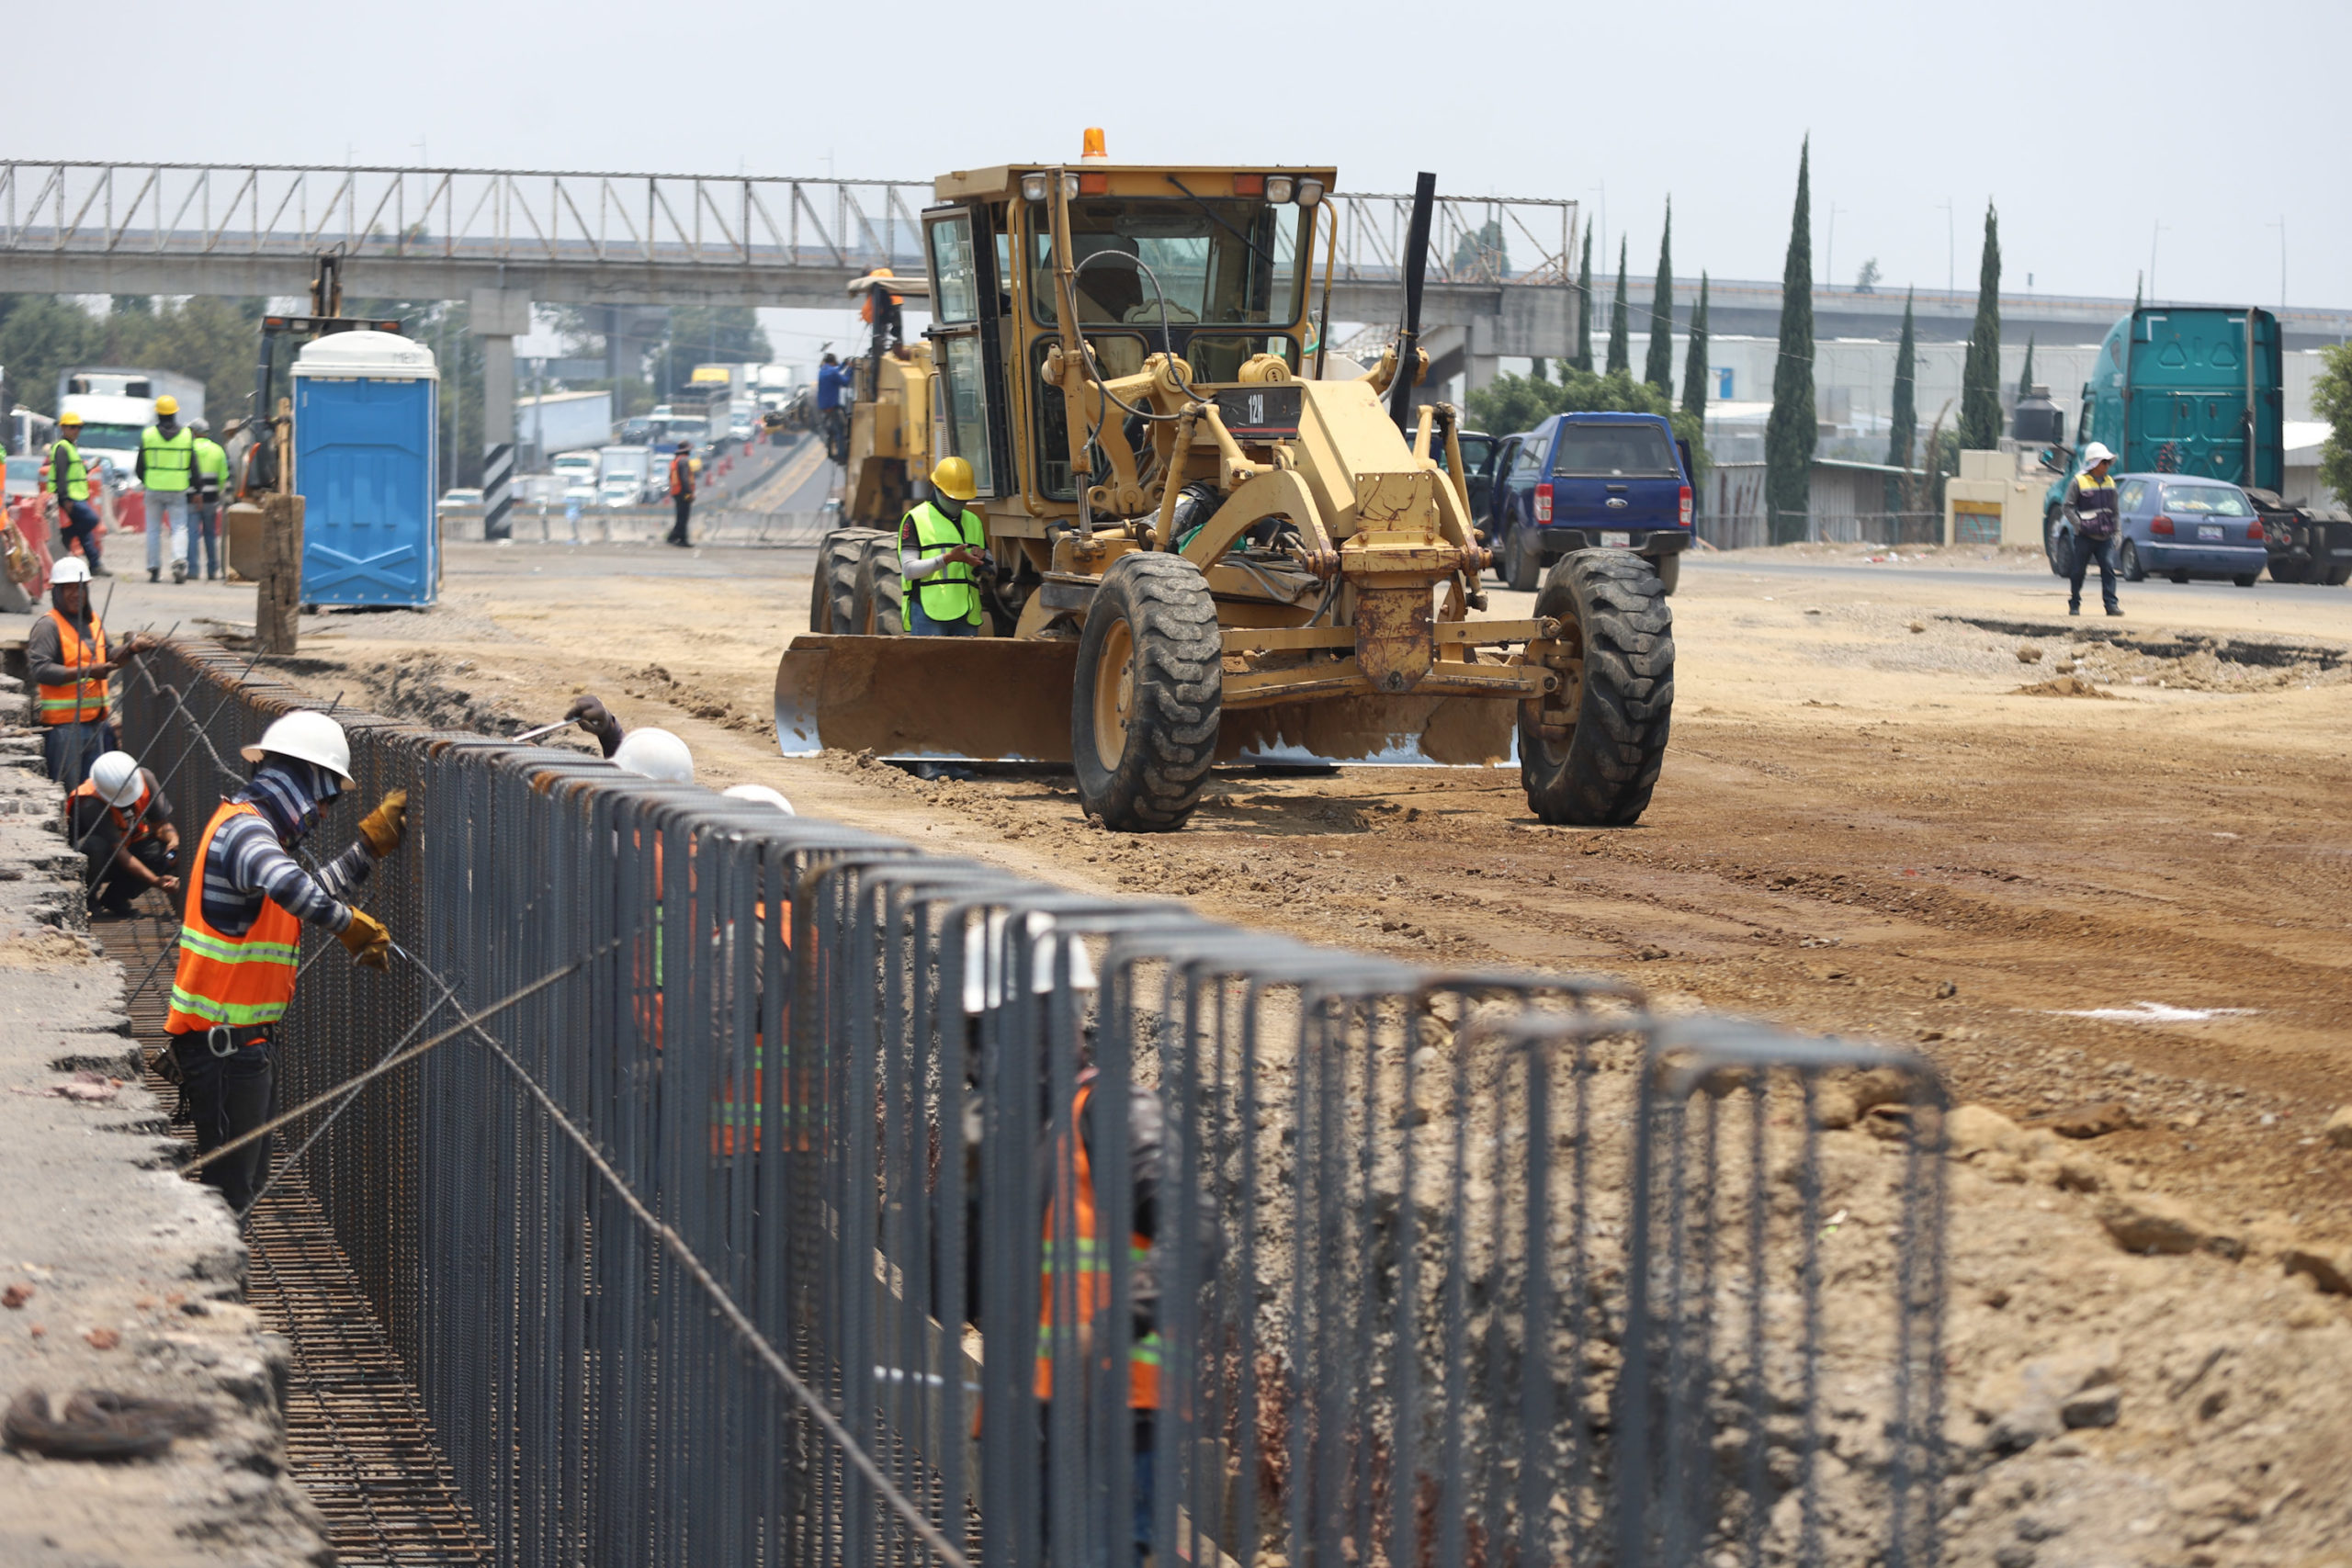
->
[358, 788, 408, 858]
[338, 908, 391, 971]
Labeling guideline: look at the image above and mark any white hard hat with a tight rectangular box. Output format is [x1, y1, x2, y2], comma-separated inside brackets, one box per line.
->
[2081, 442, 2116, 468]
[50, 555, 92, 585]
[89, 750, 143, 807]
[613, 727, 695, 783]
[962, 909, 1097, 1016]
[242, 709, 355, 785]
[720, 783, 795, 814]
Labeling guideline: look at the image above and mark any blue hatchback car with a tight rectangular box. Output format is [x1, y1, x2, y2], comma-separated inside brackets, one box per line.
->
[2054, 474, 2268, 587]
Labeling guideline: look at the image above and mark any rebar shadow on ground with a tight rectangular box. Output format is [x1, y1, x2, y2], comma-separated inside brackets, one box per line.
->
[115, 910, 492, 1568]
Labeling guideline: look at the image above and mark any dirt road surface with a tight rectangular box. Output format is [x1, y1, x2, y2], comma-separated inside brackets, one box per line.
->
[22, 530, 2352, 1554]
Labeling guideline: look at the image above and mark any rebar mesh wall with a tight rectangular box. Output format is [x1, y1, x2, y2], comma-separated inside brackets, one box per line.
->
[119, 638, 1950, 1568]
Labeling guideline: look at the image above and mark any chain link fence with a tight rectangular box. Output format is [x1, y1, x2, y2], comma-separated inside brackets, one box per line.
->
[119, 637, 1952, 1568]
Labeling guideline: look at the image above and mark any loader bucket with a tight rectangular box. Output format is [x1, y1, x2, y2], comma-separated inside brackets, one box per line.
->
[774, 635, 1080, 761]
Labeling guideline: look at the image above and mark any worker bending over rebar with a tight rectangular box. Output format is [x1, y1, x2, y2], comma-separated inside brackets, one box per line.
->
[164, 712, 408, 1215]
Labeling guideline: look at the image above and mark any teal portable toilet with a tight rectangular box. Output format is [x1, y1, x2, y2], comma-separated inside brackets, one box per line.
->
[291, 331, 439, 605]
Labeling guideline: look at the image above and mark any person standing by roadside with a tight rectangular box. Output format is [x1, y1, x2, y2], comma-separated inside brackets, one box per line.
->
[2066, 442, 2123, 618]
[665, 441, 695, 547]
[138, 394, 198, 582]
[816, 353, 853, 464]
[164, 711, 406, 1216]
[28, 555, 151, 788]
[187, 418, 230, 581]
[43, 412, 107, 575]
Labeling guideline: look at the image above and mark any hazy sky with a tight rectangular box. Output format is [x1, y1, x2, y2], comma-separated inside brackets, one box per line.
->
[10, 0, 2342, 310]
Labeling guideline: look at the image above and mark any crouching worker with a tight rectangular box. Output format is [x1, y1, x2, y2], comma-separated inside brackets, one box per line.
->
[165, 712, 408, 1214]
[69, 750, 180, 917]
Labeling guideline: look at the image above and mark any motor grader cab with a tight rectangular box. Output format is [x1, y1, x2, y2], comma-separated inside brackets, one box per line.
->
[776, 144, 1673, 831]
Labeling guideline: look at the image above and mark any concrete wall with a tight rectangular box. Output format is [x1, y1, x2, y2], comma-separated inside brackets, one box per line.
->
[0, 717, 331, 1564]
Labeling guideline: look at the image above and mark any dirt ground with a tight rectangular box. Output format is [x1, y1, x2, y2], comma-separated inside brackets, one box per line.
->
[118, 534, 2350, 1254]
[24, 530, 2352, 1560]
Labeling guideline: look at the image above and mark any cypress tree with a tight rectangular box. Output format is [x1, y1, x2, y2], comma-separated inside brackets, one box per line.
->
[1644, 200, 1676, 394]
[2017, 334, 2036, 398]
[1884, 288, 1917, 514]
[1606, 239, 1631, 376]
[1680, 274, 1711, 422]
[1571, 228, 1594, 372]
[1765, 139, 1815, 543]
[1958, 203, 2003, 451]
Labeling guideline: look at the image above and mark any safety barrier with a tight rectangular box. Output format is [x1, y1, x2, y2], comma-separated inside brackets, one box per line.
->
[118, 637, 1950, 1568]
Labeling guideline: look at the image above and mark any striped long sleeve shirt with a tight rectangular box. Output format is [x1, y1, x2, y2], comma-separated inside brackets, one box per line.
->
[198, 763, 373, 937]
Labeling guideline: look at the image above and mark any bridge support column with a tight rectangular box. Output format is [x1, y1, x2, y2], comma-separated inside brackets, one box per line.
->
[471, 288, 531, 541]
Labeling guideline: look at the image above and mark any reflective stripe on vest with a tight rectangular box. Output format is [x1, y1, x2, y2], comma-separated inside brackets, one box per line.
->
[49, 440, 89, 502]
[165, 802, 302, 1032]
[36, 610, 108, 725]
[70, 776, 155, 844]
[1035, 1079, 1161, 1410]
[907, 502, 985, 625]
[141, 425, 197, 492]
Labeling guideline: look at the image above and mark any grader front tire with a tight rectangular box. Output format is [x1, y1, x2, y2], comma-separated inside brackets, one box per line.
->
[1071, 553, 1222, 832]
[811, 530, 869, 634]
[853, 536, 906, 636]
[1520, 549, 1674, 826]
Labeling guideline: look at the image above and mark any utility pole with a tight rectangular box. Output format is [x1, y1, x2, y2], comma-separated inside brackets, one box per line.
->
[1937, 200, 1953, 296]
[1826, 204, 1840, 293]
[2270, 217, 2286, 308]
[2149, 220, 2166, 305]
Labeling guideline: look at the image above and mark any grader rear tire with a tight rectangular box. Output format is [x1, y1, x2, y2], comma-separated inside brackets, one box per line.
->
[1520, 549, 1674, 826]
[1071, 553, 1222, 832]
[853, 536, 905, 636]
[810, 530, 868, 633]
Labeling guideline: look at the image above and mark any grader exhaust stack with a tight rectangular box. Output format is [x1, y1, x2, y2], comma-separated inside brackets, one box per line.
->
[775, 145, 1673, 830]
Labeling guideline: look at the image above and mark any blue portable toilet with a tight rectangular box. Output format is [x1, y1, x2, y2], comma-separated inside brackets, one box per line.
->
[291, 331, 439, 606]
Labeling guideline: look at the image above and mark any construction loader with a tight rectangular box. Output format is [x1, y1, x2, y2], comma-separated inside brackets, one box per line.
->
[776, 144, 1673, 832]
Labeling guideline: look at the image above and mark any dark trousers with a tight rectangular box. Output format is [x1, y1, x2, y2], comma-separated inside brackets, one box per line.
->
[173, 1032, 276, 1215]
[191, 500, 220, 578]
[2069, 533, 2119, 611]
[58, 500, 103, 570]
[668, 494, 694, 545]
[85, 834, 173, 915]
[42, 719, 117, 788]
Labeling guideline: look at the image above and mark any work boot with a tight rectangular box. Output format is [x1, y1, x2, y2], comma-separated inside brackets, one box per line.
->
[2106, 605, 2123, 616]
[171, 558, 187, 584]
[89, 563, 111, 578]
[2067, 602, 2081, 616]
[148, 568, 160, 583]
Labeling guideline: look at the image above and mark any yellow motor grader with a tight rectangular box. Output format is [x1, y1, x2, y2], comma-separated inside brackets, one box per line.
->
[775, 147, 1673, 831]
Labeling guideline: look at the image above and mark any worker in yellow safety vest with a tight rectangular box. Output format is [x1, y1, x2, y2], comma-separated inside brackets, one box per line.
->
[899, 457, 990, 637]
[164, 711, 408, 1216]
[28, 554, 151, 787]
[188, 418, 231, 581]
[43, 412, 107, 576]
[138, 394, 198, 583]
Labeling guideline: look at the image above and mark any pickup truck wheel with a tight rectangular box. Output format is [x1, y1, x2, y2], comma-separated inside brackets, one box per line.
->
[1520, 549, 1673, 827]
[1503, 519, 1541, 592]
[1650, 552, 1680, 596]
[853, 536, 905, 636]
[811, 529, 869, 633]
[1071, 553, 1222, 832]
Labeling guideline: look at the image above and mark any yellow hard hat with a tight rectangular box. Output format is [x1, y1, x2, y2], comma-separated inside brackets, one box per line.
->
[155, 394, 179, 416]
[59, 411, 83, 427]
[930, 456, 978, 502]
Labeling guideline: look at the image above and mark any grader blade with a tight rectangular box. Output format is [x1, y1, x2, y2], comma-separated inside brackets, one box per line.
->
[773, 635, 1079, 761]
[1222, 694, 1519, 768]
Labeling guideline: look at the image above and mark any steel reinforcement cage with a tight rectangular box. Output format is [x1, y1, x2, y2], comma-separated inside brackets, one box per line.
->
[118, 637, 1950, 1568]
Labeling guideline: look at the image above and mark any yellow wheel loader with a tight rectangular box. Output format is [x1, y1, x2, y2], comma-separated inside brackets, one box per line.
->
[776, 146, 1674, 831]
[810, 269, 937, 635]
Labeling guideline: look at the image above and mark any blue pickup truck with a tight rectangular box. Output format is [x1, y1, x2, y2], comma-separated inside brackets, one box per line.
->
[1487, 412, 1694, 594]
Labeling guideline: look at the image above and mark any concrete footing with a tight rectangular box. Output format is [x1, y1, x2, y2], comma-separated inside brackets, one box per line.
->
[0, 716, 331, 1567]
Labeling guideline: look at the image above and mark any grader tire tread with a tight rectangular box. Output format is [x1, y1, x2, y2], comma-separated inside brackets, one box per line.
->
[812, 529, 873, 634]
[854, 536, 906, 636]
[1073, 553, 1222, 832]
[1521, 549, 1674, 827]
